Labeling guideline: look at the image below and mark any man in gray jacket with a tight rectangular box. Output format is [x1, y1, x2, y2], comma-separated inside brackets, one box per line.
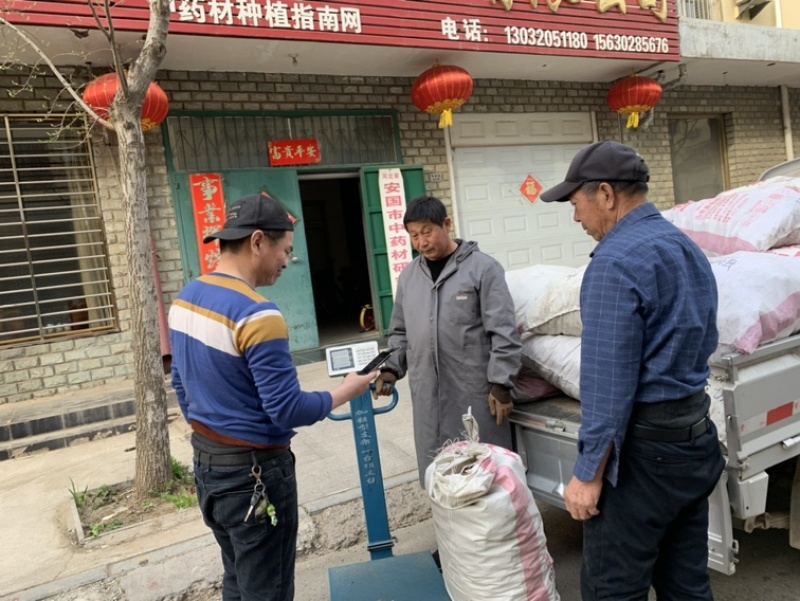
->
[374, 196, 522, 484]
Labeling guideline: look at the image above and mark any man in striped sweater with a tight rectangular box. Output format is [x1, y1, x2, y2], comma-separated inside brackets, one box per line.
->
[169, 192, 376, 601]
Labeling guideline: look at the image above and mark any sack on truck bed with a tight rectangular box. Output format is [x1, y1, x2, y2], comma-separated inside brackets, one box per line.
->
[425, 412, 560, 601]
[524, 266, 585, 337]
[661, 177, 800, 256]
[521, 334, 582, 400]
[709, 251, 800, 359]
[505, 264, 576, 335]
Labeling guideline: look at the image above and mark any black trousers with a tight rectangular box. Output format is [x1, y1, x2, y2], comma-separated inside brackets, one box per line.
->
[580, 421, 725, 601]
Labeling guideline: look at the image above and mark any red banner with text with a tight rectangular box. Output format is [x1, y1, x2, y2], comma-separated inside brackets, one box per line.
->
[268, 139, 322, 166]
[190, 173, 225, 274]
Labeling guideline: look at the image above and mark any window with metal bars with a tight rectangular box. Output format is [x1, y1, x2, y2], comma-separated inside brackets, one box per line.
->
[0, 115, 116, 345]
[166, 113, 398, 172]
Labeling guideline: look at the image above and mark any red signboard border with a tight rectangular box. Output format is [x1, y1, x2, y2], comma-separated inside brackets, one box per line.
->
[4, 0, 680, 63]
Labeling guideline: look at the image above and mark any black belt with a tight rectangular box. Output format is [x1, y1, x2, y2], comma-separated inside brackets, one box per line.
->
[631, 416, 711, 443]
[194, 447, 289, 466]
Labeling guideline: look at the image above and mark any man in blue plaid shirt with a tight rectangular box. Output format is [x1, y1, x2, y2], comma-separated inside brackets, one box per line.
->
[541, 141, 724, 601]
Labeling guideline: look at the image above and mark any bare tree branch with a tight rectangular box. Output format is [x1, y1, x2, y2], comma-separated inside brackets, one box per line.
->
[126, 0, 170, 105]
[0, 16, 112, 128]
[86, 0, 114, 46]
[86, 0, 129, 97]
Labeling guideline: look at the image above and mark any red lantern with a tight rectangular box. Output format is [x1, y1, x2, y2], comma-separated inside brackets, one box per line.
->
[607, 75, 663, 129]
[82, 73, 170, 132]
[411, 64, 474, 128]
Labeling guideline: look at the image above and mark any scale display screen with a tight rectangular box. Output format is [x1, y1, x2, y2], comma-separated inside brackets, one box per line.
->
[325, 341, 380, 377]
[329, 348, 355, 372]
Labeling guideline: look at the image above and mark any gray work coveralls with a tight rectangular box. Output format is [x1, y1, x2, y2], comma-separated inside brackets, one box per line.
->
[383, 240, 522, 483]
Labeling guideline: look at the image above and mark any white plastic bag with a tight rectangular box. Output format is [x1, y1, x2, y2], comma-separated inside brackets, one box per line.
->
[425, 412, 560, 601]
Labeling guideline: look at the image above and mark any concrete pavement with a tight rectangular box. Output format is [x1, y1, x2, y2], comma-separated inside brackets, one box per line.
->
[0, 361, 426, 601]
[3, 356, 800, 601]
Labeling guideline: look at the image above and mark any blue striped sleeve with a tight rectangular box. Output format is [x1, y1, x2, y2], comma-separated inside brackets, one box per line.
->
[575, 255, 644, 483]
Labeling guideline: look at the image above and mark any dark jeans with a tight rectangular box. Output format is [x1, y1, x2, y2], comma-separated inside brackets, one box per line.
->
[194, 451, 298, 601]
[581, 422, 725, 601]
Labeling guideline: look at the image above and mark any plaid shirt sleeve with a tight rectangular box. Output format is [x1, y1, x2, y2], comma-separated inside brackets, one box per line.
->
[574, 255, 644, 484]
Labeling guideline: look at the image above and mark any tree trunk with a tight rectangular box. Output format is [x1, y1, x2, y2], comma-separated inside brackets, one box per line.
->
[115, 103, 172, 499]
[106, 0, 174, 501]
[3, 1, 174, 499]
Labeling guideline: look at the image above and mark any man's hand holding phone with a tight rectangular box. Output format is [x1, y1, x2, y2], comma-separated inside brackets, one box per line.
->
[358, 349, 393, 375]
[332, 370, 378, 409]
[331, 349, 394, 409]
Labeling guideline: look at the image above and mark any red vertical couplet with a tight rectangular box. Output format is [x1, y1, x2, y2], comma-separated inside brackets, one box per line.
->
[189, 173, 226, 274]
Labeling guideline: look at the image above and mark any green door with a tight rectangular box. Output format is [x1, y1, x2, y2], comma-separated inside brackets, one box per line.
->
[172, 169, 319, 351]
[360, 165, 427, 333]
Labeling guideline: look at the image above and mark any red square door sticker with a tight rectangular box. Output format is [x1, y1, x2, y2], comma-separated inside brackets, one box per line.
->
[521, 175, 543, 204]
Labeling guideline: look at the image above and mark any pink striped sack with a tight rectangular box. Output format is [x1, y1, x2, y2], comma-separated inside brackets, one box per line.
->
[661, 177, 800, 256]
[709, 251, 800, 361]
[425, 414, 560, 601]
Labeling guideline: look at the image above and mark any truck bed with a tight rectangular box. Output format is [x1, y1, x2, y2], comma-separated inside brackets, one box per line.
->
[513, 332, 800, 483]
[510, 396, 581, 510]
[510, 333, 800, 574]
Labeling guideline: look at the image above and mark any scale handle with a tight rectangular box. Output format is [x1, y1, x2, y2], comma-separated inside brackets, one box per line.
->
[327, 384, 399, 421]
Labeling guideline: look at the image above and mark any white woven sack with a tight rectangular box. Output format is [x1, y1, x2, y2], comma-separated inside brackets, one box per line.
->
[661, 177, 800, 256]
[708, 251, 800, 360]
[521, 334, 582, 399]
[425, 413, 560, 601]
[525, 265, 586, 336]
[505, 265, 576, 334]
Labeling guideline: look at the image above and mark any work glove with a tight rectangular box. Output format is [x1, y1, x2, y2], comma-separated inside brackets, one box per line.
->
[488, 384, 513, 426]
[373, 370, 398, 399]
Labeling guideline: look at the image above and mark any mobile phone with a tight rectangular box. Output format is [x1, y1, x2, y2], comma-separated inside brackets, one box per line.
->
[357, 349, 394, 375]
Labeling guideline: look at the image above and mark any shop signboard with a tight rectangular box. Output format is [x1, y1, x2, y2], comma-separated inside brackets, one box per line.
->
[6, 0, 680, 62]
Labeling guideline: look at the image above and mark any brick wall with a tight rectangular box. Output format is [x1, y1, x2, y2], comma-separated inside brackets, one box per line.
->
[156, 70, 797, 210]
[1, 67, 798, 404]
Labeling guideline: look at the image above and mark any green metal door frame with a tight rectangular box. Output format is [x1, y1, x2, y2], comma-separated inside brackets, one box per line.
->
[360, 165, 427, 334]
[162, 109, 402, 284]
[165, 166, 319, 351]
[161, 109, 411, 348]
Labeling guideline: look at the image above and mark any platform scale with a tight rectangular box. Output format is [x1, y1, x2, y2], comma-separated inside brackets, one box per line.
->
[324, 342, 450, 601]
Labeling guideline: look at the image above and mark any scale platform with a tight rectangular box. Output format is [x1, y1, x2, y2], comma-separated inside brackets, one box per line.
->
[329, 551, 450, 601]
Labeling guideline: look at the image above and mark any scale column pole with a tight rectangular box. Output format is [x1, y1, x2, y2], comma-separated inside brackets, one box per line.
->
[349, 389, 395, 560]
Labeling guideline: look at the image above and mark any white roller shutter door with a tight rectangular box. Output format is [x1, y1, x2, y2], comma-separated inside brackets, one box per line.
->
[451, 113, 596, 269]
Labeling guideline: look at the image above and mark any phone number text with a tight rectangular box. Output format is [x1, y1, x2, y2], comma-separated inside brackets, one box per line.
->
[504, 27, 670, 54]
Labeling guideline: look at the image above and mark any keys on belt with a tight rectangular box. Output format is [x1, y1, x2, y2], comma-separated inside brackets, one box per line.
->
[631, 416, 711, 443]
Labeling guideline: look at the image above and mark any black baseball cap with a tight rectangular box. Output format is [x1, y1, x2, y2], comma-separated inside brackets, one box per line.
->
[203, 192, 294, 243]
[540, 141, 650, 203]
